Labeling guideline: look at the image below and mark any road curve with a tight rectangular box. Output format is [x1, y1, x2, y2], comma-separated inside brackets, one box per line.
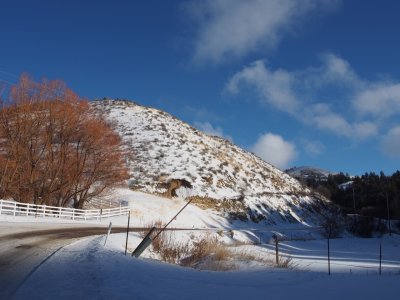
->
[0, 222, 143, 300]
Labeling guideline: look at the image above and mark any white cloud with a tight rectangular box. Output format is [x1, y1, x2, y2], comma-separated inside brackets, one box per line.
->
[302, 139, 325, 156]
[194, 121, 233, 141]
[184, 0, 340, 64]
[382, 126, 400, 157]
[225, 60, 299, 114]
[305, 104, 378, 139]
[353, 83, 400, 119]
[319, 53, 361, 86]
[225, 55, 383, 140]
[251, 133, 297, 169]
[351, 122, 379, 139]
[306, 103, 351, 135]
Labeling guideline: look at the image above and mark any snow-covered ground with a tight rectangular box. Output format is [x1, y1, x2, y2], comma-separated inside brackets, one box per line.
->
[2, 189, 399, 299]
[12, 231, 400, 300]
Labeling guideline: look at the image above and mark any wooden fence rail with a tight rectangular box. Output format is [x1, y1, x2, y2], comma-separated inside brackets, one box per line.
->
[0, 199, 130, 221]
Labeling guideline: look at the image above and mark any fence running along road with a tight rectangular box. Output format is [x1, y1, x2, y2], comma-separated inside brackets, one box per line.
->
[0, 199, 130, 221]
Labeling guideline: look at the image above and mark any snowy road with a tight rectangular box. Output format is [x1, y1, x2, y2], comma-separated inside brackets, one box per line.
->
[11, 232, 400, 300]
[0, 222, 140, 299]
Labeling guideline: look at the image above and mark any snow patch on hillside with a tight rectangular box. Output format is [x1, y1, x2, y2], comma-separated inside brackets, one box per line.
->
[92, 100, 337, 226]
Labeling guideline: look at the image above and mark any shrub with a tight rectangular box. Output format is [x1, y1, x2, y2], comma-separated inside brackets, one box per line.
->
[321, 216, 344, 238]
[347, 215, 375, 238]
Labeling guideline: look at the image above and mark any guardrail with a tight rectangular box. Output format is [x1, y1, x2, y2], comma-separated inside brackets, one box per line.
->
[0, 199, 130, 221]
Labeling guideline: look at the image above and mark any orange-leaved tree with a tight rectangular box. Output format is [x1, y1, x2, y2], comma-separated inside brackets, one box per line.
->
[0, 74, 129, 208]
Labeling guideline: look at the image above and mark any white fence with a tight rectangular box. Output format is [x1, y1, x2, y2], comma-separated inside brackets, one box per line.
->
[0, 199, 130, 221]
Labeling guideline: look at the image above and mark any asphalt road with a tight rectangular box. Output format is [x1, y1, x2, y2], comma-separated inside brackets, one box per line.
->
[0, 223, 142, 300]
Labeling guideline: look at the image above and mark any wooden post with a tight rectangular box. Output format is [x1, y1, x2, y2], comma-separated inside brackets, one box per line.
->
[273, 235, 279, 265]
[125, 213, 131, 255]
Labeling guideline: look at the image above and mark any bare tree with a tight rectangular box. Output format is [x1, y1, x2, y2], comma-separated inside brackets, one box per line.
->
[0, 74, 129, 207]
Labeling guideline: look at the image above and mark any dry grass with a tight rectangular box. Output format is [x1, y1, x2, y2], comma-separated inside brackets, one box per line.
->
[276, 255, 294, 269]
[181, 236, 227, 266]
[142, 225, 236, 270]
[138, 221, 295, 271]
[139, 220, 189, 264]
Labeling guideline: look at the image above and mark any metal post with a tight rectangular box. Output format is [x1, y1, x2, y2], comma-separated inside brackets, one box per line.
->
[132, 226, 157, 258]
[104, 222, 113, 246]
[125, 213, 131, 255]
[379, 242, 382, 275]
[328, 236, 331, 275]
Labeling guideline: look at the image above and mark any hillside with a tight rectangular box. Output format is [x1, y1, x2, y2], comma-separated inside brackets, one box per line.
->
[91, 99, 337, 226]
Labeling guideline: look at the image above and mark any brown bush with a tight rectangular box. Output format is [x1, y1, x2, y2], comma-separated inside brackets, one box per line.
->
[0, 74, 128, 207]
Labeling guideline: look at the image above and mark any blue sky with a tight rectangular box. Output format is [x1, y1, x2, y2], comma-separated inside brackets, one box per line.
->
[1, 0, 400, 175]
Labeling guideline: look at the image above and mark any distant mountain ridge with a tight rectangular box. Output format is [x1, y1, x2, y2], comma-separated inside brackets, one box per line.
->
[286, 166, 336, 182]
[91, 100, 337, 226]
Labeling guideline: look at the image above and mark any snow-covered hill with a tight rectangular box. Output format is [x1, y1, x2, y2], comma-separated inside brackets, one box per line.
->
[91, 100, 337, 226]
[286, 166, 336, 182]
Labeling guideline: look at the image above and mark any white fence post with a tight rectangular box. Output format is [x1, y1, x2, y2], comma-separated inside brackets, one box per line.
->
[0, 200, 3, 215]
[26, 203, 29, 216]
[13, 202, 16, 217]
